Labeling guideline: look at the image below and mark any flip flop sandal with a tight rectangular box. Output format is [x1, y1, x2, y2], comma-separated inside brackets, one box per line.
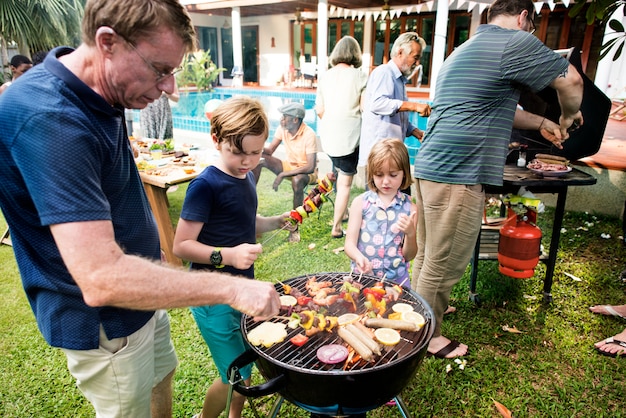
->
[592, 305, 625, 318]
[428, 340, 463, 359]
[596, 337, 626, 358]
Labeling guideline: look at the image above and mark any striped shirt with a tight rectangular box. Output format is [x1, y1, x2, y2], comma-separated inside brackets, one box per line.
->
[413, 24, 569, 186]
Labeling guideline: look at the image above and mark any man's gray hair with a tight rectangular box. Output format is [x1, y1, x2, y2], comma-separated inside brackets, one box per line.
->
[390, 32, 426, 58]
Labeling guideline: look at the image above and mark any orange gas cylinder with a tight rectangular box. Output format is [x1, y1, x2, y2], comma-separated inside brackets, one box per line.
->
[498, 206, 542, 279]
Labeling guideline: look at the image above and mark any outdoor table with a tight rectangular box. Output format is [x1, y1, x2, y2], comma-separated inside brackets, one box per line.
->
[140, 165, 200, 266]
[470, 165, 597, 303]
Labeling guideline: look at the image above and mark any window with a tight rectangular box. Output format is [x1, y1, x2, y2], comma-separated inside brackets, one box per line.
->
[221, 27, 233, 79]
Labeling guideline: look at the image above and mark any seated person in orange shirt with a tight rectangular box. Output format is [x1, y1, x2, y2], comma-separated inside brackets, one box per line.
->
[253, 102, 318, 211]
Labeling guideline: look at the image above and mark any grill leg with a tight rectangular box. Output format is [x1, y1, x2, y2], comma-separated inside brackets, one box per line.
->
[395, 395, 413, 418]
[267, 396, 284, 418]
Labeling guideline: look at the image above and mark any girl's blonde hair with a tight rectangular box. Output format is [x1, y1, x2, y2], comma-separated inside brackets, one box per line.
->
[210, 97, 269, 151]
[366, 138, 413, 191]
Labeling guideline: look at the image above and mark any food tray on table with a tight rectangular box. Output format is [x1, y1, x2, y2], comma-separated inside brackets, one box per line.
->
[528, 166, 572, 177]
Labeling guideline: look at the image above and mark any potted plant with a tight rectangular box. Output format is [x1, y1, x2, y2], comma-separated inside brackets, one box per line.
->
[176, 49, 225, 92]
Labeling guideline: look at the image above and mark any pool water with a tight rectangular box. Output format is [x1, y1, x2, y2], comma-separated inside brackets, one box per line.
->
[135, 87, 429, 164]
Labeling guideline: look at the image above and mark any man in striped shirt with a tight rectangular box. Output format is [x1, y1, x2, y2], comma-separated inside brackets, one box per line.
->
[411, 0, 583, 359]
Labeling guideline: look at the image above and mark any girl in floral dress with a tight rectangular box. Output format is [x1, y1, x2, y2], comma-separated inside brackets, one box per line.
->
[344, 138, 417, 286]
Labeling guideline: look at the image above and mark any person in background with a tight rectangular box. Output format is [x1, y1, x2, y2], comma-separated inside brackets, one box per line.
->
[315, 36, 368, 239]
[412, 0, 583, 359]
[0, 1, 280, 417]
[590, 302, 626, 357]
[358, 32, 431, 168]
[140, 79, 179, 140]
[344, 138, 417, 286]
[173, 97, 294, 418]
[252, 102, 318, 242]
[0, 54, 33, 94]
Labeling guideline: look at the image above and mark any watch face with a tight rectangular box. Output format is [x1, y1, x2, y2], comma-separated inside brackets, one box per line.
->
[210, 250, 222, 266]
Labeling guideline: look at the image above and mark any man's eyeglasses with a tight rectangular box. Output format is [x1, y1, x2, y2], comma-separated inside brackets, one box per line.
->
[124, 38, 182, 83]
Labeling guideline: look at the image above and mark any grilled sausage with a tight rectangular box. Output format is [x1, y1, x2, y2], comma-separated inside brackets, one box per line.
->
[337, 326, 374, 362]
[353, 321, 376, 339]
[364, 318, 419, 332]
[346, 323, 381, 356]
[535, 154, 570, 166]
[535, 153, 567, 162]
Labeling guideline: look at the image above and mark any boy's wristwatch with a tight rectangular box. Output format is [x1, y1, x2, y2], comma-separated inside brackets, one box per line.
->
[210, 247, 224, 268]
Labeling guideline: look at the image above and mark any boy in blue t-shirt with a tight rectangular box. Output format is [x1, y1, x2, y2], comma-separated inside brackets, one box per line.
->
[173, 96, 294, 418]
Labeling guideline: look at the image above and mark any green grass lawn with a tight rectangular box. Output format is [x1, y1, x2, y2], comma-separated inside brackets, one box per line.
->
[1, 173, 625, 417]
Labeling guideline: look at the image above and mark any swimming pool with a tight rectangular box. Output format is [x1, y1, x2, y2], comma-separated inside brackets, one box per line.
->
[133, 87, 429, 164]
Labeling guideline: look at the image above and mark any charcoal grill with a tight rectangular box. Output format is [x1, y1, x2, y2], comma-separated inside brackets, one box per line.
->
[229, 272, 434, 417]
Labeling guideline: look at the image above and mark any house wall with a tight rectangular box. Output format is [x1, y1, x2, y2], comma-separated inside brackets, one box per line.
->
[189, 12, 294, 87]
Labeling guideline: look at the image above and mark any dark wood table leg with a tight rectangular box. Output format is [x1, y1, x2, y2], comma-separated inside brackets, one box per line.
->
[543, 188, 568, 303]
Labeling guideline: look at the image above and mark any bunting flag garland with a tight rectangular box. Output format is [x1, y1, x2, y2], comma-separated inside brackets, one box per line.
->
[327, 0, 571, 21]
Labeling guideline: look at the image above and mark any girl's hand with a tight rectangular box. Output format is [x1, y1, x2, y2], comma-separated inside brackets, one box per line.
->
[397, 212, 417, 235]
[225, 243, 262, 270]
[354, 256, 373, 275]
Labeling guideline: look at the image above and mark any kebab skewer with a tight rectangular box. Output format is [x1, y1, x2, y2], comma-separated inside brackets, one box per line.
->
[288, 172, 336, 225]
[260, 172, 337, 245]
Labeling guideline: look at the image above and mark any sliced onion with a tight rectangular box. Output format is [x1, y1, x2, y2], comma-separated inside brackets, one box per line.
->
[316, 344, 349, 364]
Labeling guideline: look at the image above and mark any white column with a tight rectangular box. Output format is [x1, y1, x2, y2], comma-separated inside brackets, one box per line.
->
[317, 0, 329, 78]
[470, 6, 482, 37]
[429, 0, 449, 101]
[232, 7, 243, 73]
[594, 4, 626, 99]
[362, 15, 373, 74]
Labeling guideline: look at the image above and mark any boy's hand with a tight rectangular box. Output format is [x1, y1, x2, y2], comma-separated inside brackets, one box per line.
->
[280, 211, 298, 232]
[226, 243, 262, 270]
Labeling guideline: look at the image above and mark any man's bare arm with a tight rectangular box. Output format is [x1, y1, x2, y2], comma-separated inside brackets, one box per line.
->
[51, 220, 280, 320]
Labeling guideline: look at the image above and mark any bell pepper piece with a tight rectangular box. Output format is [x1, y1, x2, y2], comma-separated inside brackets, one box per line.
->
[289, 333, 309, 347]
[316, 314, 327, 331]
[297, 296, 312, 306]
[289, 210, 303, 224]
[388, 312, 403, 321]
[299, 310, 315, 330]
[325, 316, 338, 332]
[363, 288, 385, 301]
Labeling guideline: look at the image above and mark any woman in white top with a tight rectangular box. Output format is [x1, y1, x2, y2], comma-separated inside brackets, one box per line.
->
[315, 36, 368, 238]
